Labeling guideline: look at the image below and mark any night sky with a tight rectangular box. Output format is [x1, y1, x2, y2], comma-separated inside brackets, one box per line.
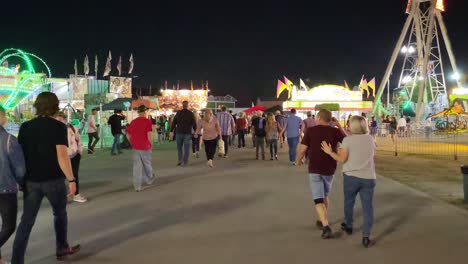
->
[1, 0, 467, 106]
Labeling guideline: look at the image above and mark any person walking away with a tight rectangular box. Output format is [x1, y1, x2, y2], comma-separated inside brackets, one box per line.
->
[281, 108, 303, 165]
[126, 105, 156, 192]
[236, 112, 248, 148]
[296, 109, 346, 239]
[397, 115, 406, 137]
[170, 101, 196, 166]
[217, 106, 236, 158]
[56, 112, 87, 203]
[370, 117, 378, 138]
[250, 113, 259, 148]
[275, 111, 286, 148]
[425, 114, 432, 138]
[195, 110, 221, 168]
[0, 106, 26, 264]
[405, 117, 411, 137]
[389, 116, 397, 143]
[108, 109, 126, 155]
[157, 116, 164, 144]
[303, 112, 316, 131]
[192, 112, 203, 158]
[252, 111, 266, 160]
[265, 113, 280, 160]
[12, 92, 80, 263]
[86, 108, 99, 154]
[229, 110, 237, 146]
[321, 115, 376, 248]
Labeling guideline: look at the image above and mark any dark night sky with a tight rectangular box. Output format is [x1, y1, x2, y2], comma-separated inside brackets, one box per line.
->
[1, 0, 467, 106]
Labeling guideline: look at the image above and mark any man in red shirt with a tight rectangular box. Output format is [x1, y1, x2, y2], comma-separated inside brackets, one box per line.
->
[296, 109, 346, 239]
[126, 105, 155, 192]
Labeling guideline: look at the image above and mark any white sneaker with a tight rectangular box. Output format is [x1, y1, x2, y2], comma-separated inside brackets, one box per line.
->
[73, 194, 88, 203]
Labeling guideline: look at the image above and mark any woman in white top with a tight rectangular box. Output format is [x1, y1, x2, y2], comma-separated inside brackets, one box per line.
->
[321, 115, 376, 248]
[57, 112, 87, 203]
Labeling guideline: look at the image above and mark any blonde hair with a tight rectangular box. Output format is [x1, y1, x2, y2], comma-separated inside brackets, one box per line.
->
[266, 113, 276, 128]
[349, 115, 369, 135]
[204, 109, 213, 123]
[239, 112, 245, 119]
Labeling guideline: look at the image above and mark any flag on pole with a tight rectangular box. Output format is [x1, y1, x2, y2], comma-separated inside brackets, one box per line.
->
[252, 101, 255, 107]
[94, 55, 98, 76]
[190, 80, 194, 90]
[201, 80, 204, 90]
[177, 80, 180, 90]
[103, 51, 112, 77]
[206, 80, 209, 90]
[368, 77, 376, 97]
[165, 80, 168, 90]
[344, 80, 350, 90]
[276, 80, 288, 98]
[128, 54, 134, 75]
[84, 55, 89, 75]
[283, 76, 294, 98]
[74, 59, 78, 75]
[359, 75, 370, 97]
[117, 56, 122, 76]
[300, 78, 308, 91]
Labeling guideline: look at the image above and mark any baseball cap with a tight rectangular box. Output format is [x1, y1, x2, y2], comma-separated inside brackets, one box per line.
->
[137, 105, 147, 113]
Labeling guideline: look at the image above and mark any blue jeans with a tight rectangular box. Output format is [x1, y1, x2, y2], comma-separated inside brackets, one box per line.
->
[343, 174, 376, 237]
[112, 134, 122, 154]
[222, 135, 230, 155]
[287, 136, 299, 162]
[176, 133, 192, 164]
[133, 150, 154, 191]
[12, 179, 69, 264]
[309, 174, 334, 199]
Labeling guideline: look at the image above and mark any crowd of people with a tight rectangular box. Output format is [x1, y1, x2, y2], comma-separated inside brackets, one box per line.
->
[0, 93, 383, 263]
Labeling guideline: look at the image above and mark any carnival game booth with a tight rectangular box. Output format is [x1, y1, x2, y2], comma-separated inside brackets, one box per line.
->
[282, 85, 373, 120]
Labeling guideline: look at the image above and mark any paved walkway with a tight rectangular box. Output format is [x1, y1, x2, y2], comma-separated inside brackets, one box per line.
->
[3, 141, 468, 263]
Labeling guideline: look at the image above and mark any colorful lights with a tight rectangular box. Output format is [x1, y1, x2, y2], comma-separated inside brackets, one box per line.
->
[0, 48, 51, 110]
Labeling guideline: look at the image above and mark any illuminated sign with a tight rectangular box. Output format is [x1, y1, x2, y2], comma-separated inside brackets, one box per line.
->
[283, 101, 373, 111]
[159, 89, 208, 110]
[452, 88, 468, 95]
[291, 85, 363, 102]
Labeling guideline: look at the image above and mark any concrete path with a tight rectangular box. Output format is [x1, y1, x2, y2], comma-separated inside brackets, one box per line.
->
[3, 141, 468, 264]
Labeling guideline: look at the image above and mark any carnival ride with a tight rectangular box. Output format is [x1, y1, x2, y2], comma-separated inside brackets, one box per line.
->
[0, 48, 51, 110]
[373, 0, 463, 121]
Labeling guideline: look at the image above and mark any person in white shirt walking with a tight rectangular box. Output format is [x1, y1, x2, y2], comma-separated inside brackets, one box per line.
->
[57, 112, 87, 203]
[86, 108, 99, 154]
[397, 115, 407, 137]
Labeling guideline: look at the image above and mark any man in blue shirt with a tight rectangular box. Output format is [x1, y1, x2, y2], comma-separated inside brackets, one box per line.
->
[281, 108, 303, 165]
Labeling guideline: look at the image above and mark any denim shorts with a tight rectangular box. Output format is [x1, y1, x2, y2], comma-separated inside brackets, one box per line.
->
[309, 174, 334, 199]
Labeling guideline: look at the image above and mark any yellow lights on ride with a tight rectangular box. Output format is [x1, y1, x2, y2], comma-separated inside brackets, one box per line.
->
[406, 0, 445, 13]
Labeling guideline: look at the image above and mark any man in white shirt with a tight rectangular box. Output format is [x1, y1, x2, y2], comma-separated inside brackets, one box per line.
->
[87, 108, 100, 154]
[397, 115, 407, 137]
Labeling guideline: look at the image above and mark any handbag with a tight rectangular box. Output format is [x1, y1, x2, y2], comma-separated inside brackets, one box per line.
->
[217, 139, 225, 156]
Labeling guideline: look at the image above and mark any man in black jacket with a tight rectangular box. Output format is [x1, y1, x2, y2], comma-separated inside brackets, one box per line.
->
[170, 101, 196, 166]
[108, 109, 126, 155]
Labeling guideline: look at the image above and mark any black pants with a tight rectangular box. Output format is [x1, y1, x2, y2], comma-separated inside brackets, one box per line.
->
[222, 135, 229, 155]
[0, 193, 17, 259]
[192, 136, 201, 153]
[204, 139, 217, 160]
[71, 154, 81, 195]
[237, 129, 246, 147]
[12, 179, 69, 264]
[88, 132, 100, 150]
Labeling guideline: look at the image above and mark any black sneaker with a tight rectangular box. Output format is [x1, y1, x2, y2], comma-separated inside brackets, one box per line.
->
[316, 220, 323, 230]
[362, 237, 371, 248]
[341, 223, 353, 235]
[56, 244, 81, 261]
[321, 226, 333, 239]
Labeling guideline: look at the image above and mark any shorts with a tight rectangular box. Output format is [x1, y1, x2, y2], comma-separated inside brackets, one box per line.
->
[309, 174, 334, 200]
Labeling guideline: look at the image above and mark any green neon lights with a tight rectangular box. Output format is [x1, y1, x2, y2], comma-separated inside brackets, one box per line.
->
[0, 48, 52, 110]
